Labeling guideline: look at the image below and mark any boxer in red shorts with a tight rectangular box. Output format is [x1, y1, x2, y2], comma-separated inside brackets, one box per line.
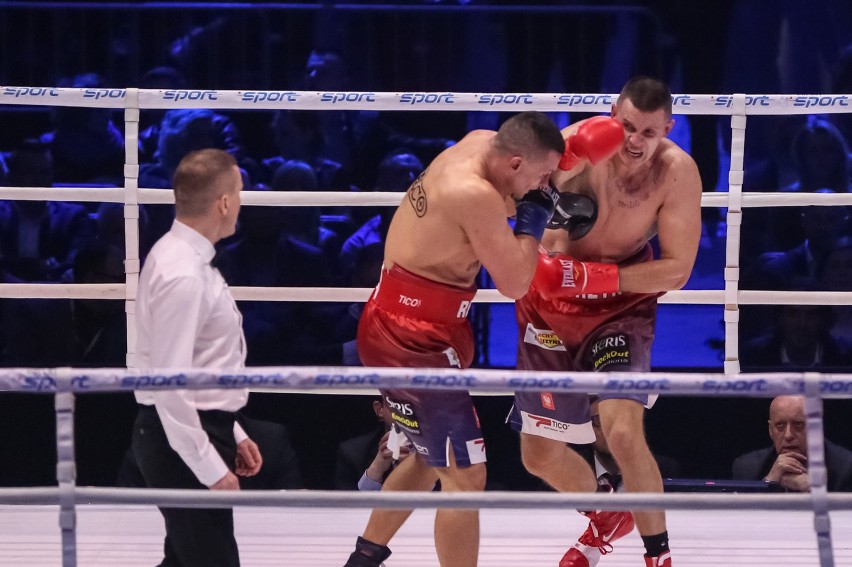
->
[344, 111, 623, 567]
[509, 77, 703, 567]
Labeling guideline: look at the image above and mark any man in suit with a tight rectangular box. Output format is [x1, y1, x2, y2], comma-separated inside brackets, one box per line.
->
[0, 140, 96, 281]
[740, 301, 852, 370]
[732, 395, 852, 492]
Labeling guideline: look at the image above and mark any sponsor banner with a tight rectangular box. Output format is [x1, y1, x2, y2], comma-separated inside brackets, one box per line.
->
[591, 333, 631, 371]
[2, 87, 850, 115]
[523, 323, 566, 351]
[465, 438, 487, 465]
[520, 411, 595, 444]
[0, 367, 847, 396]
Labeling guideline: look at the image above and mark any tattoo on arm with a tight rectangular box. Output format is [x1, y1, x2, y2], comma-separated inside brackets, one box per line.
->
[408, 170, 427, 217]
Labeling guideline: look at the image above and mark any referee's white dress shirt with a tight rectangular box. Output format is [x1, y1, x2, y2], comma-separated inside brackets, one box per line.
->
[135, 220, 249, 486]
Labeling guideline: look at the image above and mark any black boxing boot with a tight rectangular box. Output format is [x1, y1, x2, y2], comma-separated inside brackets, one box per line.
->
[343, 536, 392, 567]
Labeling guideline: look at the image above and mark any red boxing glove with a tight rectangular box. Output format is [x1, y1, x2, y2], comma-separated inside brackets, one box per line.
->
[532, 251, 619, 298]
[558, 116, 624, 171]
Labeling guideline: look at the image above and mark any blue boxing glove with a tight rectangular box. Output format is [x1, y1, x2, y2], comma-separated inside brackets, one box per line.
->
[513, 185, 559, 241]
[547, 192, 598, 240]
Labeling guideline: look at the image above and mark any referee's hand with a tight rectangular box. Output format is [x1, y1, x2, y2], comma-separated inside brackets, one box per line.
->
[210, 470, 240, 491]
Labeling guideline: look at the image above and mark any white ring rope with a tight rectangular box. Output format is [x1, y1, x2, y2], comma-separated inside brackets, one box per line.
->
[3, 486, 852, 512]
[1, 87, 850, 114]
[4, 187, 852, 207]
[3, 285, 852, 307]
[2, 367, 852, 397]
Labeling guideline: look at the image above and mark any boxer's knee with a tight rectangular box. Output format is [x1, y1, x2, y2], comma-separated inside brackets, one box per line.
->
[439, 462, 486, 492]
[520, 433, 560, 479]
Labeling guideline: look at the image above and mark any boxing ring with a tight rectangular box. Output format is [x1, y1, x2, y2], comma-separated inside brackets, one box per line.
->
[1, 87, 852, 566]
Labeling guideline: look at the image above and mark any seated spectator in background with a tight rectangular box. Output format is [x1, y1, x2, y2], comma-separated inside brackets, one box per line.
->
[136, 66, 244, 166]
[214, 183, 334, 365]
[740, 279, 852, 371]
[768, 119, 852, 252]
[264, 109, 352, 192]
[272, 159, 343, 271]
[782, 119, 850, 195]
[338, 151, 423, 282]
[93, 201, 153, 260]
[335, 397, 412, 491]
[827, 43, 852, 149]
[39, 73, 124, 185]
[740, 115, 808, 264]
[746, 195, 849, 289]
[741, 197, 849, 340]
[742, 115, 807, 195]
[0, 151, 8, 185]
[0, 241, 123, 367]
[300, 49, 452, 190]
[822, 236, 852, 343]
[140, 108, 247, 244]
[0, 139, 95, 281]
[732, 395, 852, 492]
[70, 241, 127, 367]
[235, 413, 303, 490]
[313, 240, 385, 369]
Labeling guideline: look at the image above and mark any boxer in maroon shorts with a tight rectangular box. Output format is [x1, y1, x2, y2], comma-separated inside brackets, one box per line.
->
[509, 245, 662, 444]
[509, 77, 703, 567]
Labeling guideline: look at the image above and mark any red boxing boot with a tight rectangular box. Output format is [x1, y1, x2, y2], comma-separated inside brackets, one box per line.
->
[558, 510, 635, 567]
[644, 552, 672, 567]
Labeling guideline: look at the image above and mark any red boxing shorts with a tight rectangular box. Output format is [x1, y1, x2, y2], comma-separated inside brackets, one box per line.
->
[358, 265, 485, 467]
[509, 245, 662, 442]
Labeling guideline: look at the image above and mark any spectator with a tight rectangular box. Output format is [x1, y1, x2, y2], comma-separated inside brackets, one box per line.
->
[0, 139, 96, 282]
[741, 195, 849, 340]
[821, 236, 852, 344]
[264, 109, 352, 192]
[335, 397, 412, 491]
[301, 49, 452, 190]
[0, 239, 124, 369]
[233, 414, 303, 490]
[214, 183, 334, 365]
[39, 73, 124, 185]
[732, 395, 852, 492]
[137, 66, 245, 166]
[70, 241, 127, 368]
[272, 159, 344, 270]
[139, 108, 247, 244]
[746, 195, 849, 289]
[766, 120, 852, 254]
[338, 151, 423, 282]
[740, 279, 852, 370]
[827, 43, 852, 146]
[782, 119, 850, 195]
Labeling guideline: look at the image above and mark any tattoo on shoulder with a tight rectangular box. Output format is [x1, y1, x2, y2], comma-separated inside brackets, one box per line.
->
[408, 170, 427, 217]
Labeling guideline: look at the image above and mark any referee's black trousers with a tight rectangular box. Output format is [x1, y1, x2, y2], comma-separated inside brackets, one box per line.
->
[133, 404, 240, 567]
